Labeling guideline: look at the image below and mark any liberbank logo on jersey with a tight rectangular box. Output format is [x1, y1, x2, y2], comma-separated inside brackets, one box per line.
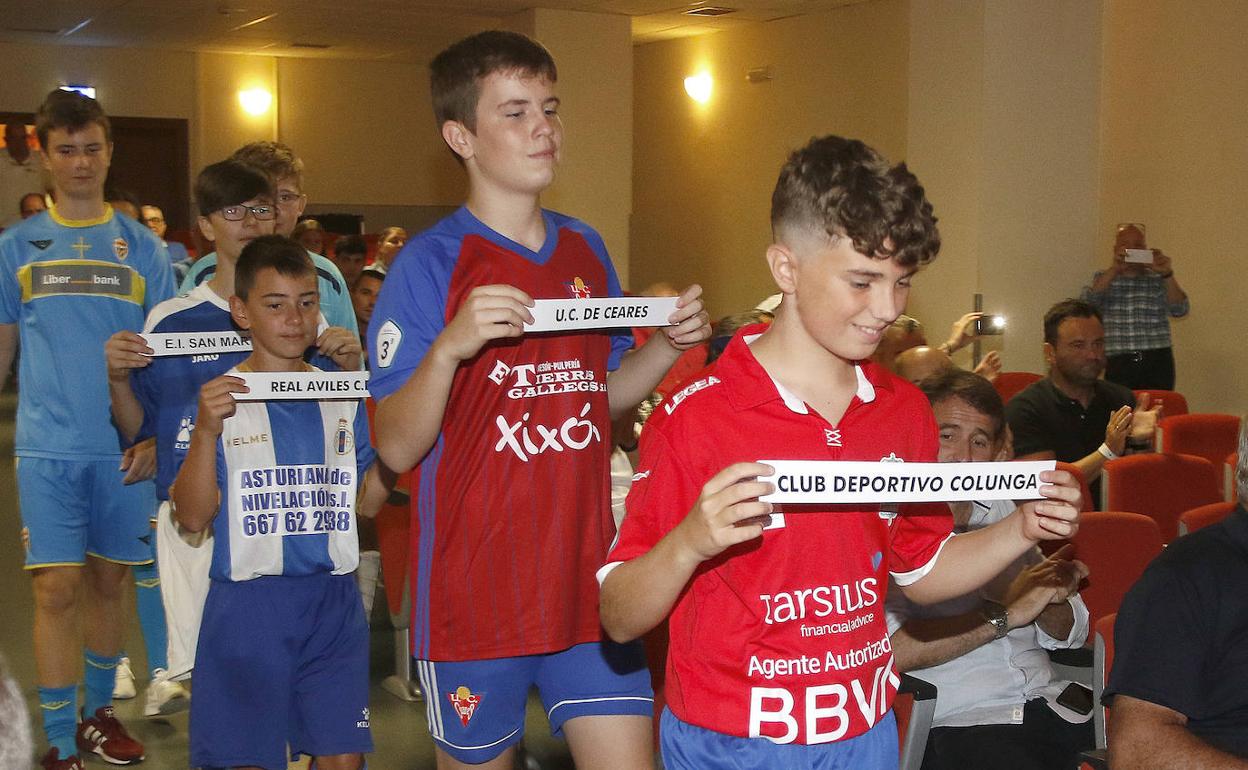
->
[20, 260, 140, 303]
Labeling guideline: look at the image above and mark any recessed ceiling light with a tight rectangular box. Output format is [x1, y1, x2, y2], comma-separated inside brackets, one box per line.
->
[684, 6, 737, 17]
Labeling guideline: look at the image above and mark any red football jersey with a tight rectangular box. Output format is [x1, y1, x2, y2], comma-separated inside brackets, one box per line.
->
[369, 207, 633, 660]
[603, 325, 953, 744]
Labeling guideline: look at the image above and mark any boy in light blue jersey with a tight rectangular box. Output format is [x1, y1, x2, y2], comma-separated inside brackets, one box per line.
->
[172, 236, 386, 770]
[0, 89, 175, 770]
[179, 141, 357, 337]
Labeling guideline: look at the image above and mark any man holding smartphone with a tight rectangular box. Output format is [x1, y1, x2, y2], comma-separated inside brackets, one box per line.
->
[1082, 222, 1189, 390]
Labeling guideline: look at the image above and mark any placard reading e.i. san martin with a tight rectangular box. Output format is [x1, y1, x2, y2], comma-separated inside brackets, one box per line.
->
[141, 331, 252, 356]
[524, 297, 680, 333]
[234, 371, 370, 401]
[759, 460, 1057, 504]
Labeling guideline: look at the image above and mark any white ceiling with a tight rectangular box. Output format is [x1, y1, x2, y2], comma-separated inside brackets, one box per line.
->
[0, 0, 868, 60]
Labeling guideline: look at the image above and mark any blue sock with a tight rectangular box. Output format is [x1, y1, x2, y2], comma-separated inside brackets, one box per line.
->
[38, 684, 78, 759]
[133, 559, 168, 673]
[83, 649, 118, 717]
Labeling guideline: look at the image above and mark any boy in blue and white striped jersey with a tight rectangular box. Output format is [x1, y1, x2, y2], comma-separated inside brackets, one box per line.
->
[172, 235, 388, 770]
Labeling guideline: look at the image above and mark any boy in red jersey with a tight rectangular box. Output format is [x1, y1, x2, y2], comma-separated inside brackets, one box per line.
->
[368, 30, 710, 769]
[599, 136, 1084, 769]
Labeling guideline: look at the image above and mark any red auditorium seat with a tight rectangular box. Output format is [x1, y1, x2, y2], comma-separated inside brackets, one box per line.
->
[1057, 461, 1094, 512]
[1159, 413, 1241, 468]
[1102, 453, 1221, 541]
[1227, 452, 1239, 502]
[1079, 612, 1118, 769]
[1068, 512, 1162, 628]
[1178, 500, 1236, 536]
[991, 371, 1041, 403]
[1132, 389, 1188, 416]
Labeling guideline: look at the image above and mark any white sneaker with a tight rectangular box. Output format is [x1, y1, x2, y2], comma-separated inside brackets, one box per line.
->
[112, 656, 136, 700]
[143, 669, 189, 717]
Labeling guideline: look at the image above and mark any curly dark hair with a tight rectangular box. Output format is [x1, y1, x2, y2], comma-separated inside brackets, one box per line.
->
[770, 135, 940, 268]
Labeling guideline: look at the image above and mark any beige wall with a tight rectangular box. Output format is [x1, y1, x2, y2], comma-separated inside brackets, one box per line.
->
[1099, 0, 1248, 414]
[630, 0, 911, 312]
[0, 41, 196, 120]
[277, 57, 464, 208]
[195, 53, 277, 172]
[511, 9, 634, 286]
[905, 1, 1103, 374]
[904, 0, 985, 362]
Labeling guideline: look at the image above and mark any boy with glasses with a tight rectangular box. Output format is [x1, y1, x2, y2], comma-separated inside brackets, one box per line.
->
[179, 141, 358, 339]
[104, 161, 361, 721]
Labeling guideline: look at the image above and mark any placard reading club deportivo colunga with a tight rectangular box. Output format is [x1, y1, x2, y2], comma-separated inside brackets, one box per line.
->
[759, 460, 1056, 504]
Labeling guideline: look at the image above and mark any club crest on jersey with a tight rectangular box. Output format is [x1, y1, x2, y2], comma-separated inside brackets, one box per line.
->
[175, 416, 193, 450]
[29, 239, 52, 250]
[448, 686, 482, 727]
[335, 418, 353, 455]
[567, 276, 593, 299]
[113, 237, 129, 261]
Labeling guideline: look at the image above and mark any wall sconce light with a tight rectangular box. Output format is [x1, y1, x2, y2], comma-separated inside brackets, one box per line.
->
[238, 87, 273, 116]
[684, 72, 713, 104]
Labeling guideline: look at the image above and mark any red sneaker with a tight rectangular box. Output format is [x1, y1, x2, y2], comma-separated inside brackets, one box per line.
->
[39, 747, 85, 770]
[75, 706, 145, 765]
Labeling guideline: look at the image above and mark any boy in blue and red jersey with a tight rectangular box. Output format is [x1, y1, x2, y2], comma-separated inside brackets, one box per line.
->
[368, 30, 710, 769]
[598, 136, 1086, 770]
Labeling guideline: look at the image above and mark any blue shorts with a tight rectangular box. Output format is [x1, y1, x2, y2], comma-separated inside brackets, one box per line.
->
[190, 573, 372, 770]
[17, 456, 156, 568]
[417, 640, 653, 764]
[660, 707, 898, 770]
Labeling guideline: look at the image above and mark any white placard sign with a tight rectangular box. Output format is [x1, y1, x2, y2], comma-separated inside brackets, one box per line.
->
[759, 460, 1056, 504]
[141, 331, 252, 356]
[234, 371, 370, 401]
[524, 297, 679, 333]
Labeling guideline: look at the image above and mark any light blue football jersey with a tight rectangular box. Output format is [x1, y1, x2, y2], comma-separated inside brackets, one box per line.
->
[0, 206, 175, 459]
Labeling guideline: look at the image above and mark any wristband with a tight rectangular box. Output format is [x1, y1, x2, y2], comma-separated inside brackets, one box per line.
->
[1097, 443, 1118, 461]
[1158, 271, 1174, 280]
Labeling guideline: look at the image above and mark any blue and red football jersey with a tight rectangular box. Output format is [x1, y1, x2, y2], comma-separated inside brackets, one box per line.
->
[369, 206, 633, 661]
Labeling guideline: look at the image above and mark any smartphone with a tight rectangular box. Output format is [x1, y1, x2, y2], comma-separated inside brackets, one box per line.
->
[1056, 682, 1094, 715]
[973, 315, 1006, 336]
[1124, 248, 1154, 264]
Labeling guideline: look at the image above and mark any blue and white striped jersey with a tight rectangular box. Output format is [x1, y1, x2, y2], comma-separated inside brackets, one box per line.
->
[211, 365, 375, 582]
[133, 283, 332, 501]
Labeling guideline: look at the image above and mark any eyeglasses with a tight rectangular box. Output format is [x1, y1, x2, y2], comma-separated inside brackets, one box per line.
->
[218, 204, 276, 222]
[276, 192, 305, 206]
[143, 216, 164, 225]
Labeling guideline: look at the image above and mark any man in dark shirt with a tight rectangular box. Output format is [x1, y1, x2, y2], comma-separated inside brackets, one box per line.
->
[1104, 427, 1248, 767]
[1005, 299, 1159, 501]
